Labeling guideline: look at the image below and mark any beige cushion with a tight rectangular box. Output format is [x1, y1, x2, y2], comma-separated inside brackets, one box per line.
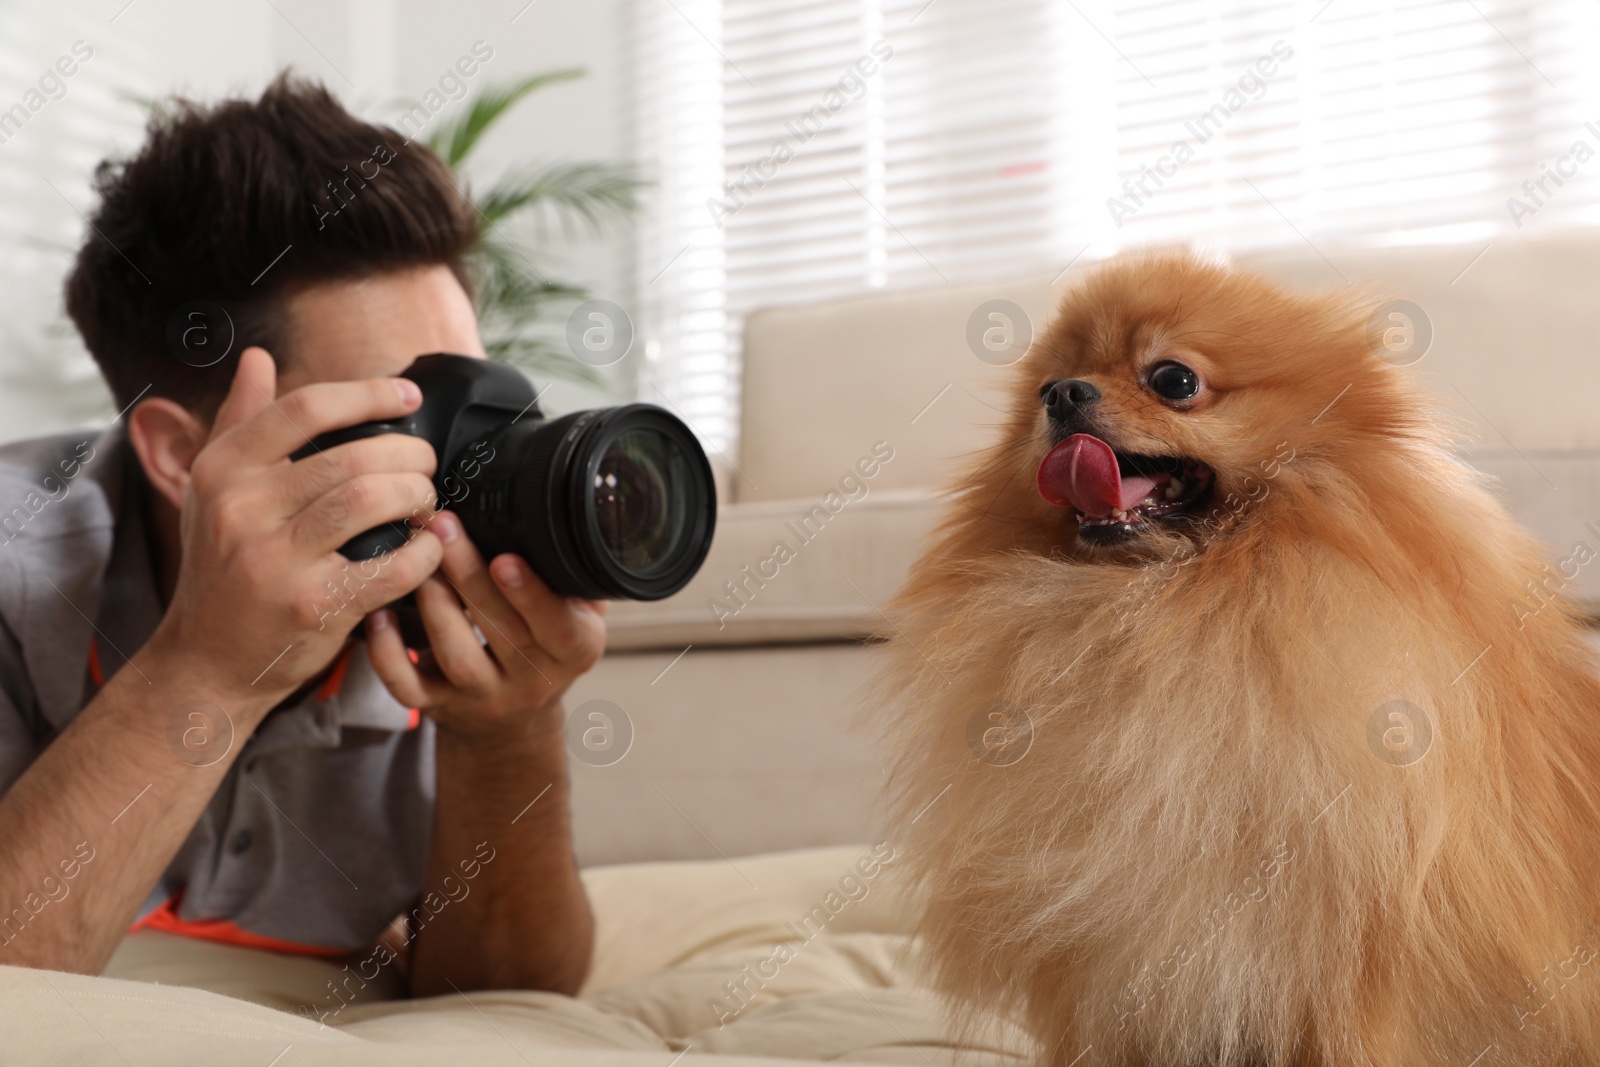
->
[737, 272, 1063, 504]
[562, 641, 889, 868]
[46, 848, 1019, 1066]
[1235, 237, 1600, 612]
[604, 489, 942, 651]
[1471, 452, 1600, 613]
[1233, 236, 1600, 451]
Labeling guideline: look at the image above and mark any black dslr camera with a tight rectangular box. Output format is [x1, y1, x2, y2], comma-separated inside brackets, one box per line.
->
[299, 354, 717, 609]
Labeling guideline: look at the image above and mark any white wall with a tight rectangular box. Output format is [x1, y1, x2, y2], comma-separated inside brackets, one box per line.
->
[0, 0, 634, 442]
[388, 0, 638, 417]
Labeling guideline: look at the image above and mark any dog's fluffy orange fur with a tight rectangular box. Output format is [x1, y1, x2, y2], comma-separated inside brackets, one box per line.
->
[881, 253, 1600, 1065]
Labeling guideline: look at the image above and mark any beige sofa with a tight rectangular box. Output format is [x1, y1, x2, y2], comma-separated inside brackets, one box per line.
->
[564, 231, 1600, 867]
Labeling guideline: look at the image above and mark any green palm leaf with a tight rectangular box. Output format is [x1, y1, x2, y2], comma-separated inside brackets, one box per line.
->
[427, 69, 585, 167]
[470, 238, 583, 327]
[427, 70, 645, 390]
[477, 162, 644, 235]
[484, 336, 606, 388]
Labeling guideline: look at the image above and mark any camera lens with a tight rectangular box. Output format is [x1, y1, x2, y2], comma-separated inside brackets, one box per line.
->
[593, 427, 692, 579]
[460, 404, 717, 601]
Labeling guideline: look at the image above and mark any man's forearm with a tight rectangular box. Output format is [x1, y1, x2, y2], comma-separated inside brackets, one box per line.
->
[409, 713, 593, 997]
[0, 632, 274, 973]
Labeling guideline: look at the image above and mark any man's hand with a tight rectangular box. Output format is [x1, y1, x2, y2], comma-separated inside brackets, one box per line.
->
[150, 346, 444, 705]
[363, 510, 607, 734]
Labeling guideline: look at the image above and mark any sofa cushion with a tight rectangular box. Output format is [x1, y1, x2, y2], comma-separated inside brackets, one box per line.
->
[562, 643, 890, 866]
[737, 272, 1062, 505]
[604, 489, 942, 651]
[1234, 236, 1600, 452]
[1474, 450, 1600, 617]
[738, 233, 1600, 508]
[1235, 237, 1600, 616]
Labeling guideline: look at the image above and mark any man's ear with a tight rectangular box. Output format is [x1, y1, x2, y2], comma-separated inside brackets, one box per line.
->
[126, 398, 209, 511]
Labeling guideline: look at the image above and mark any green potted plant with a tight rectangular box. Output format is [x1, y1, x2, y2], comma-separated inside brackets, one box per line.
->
[427, 70, 643, 389]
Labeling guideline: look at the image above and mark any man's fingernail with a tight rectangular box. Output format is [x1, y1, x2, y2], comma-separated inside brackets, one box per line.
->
[369, 609, 392, 632]
[492, 557, 526, 588]
[394, 379, 421, 406]
[432, 513, 460, 543]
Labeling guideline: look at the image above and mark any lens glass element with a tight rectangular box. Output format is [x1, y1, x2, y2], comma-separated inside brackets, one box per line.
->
[593, 428, 693, 578]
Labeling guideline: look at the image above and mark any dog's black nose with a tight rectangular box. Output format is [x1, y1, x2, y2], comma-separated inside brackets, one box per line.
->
[1040, 379, 1100, 422]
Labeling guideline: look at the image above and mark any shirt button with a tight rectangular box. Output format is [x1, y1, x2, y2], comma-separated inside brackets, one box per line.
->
[229, 829, 254, 855]
[244, 758, 258, 774]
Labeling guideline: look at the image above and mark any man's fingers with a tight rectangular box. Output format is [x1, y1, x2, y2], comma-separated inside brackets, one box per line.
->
[365, 609, 439, 709]
[292, 472, 439, 556]
[415, 576, 502, 696]
[321, 529, 443, 624]
[488, 553, 607, 669]
[428, 513, 540, 673]
[211, 374, 423, 470]
[279, 434, 438, 519]
[207, 347, 277, 443]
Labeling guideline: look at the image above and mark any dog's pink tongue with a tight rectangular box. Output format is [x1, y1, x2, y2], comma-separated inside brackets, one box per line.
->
[1037, 434, 1157, 516]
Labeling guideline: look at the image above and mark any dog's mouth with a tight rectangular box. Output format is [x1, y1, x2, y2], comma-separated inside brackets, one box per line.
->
[1037, 433, 1214, 543]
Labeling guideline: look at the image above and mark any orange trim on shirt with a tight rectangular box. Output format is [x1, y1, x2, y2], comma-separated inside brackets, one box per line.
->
[317, 642, 420, 729]
[315, 644, 355, 702]
[130, 894, 346, 958]
[87, 639, 105, 688]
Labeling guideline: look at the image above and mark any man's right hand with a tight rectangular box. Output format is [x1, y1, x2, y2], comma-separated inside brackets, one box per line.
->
[147, 346, 445, 706]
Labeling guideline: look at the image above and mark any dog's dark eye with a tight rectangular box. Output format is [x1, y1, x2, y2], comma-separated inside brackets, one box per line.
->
[1148, 361, 1201, 402]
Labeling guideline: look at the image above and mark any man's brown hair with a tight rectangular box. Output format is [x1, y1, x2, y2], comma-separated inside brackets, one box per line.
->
[65, 74, 479, 416]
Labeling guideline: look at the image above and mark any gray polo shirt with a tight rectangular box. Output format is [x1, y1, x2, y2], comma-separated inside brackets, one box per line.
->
[0, 425, 434, 953]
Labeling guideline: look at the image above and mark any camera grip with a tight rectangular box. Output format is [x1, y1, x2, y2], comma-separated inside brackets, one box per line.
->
[338, 523, 412, 561]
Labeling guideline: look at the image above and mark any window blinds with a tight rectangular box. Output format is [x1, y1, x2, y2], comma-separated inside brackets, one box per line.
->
[635, 0, 1600, 457]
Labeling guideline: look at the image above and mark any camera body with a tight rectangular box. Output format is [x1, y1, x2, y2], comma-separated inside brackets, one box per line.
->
[299, 354, 717, 604]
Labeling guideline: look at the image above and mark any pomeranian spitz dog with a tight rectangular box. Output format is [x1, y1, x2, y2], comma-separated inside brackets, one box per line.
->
[881, 252, 1600, 1066]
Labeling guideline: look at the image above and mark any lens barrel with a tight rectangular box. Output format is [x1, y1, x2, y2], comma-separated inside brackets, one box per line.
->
[456, 404, 716, 601]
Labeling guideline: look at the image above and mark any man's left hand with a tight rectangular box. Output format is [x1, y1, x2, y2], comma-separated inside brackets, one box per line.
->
[365, 511, 607, 735]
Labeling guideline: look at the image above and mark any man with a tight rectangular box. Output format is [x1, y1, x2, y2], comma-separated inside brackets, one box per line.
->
[0, 76, 604, 997]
